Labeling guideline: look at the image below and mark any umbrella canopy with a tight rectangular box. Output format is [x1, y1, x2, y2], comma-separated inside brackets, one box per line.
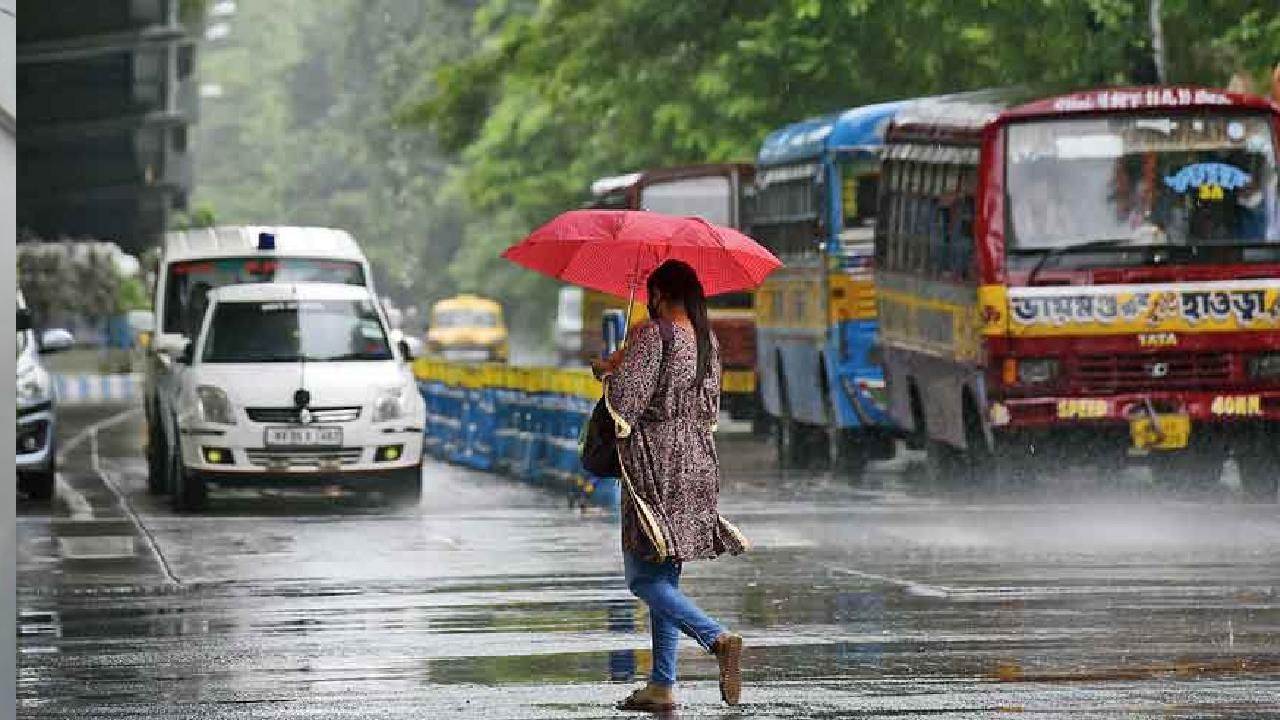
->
[502, 210, 781, 300]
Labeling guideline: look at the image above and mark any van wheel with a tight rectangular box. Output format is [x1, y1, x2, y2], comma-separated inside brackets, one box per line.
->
[386, 463, 424, 505]
[170, 450, 208, 512]
[146, 420, 167, 495]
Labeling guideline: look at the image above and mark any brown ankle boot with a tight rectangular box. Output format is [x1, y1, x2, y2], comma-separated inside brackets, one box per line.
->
[712, 633, 743, 705]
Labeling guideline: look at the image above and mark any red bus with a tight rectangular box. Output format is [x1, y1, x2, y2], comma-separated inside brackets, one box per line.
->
[584, 164, 761, 421]
[875, 87, 1279, 500]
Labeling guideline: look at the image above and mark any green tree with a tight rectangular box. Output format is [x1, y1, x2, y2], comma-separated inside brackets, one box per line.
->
[411, 0, 1280, 340]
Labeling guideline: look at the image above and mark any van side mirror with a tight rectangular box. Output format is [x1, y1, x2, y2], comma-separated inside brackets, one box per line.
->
[16, 308, 32, 332]
[176, 341, 193, 365]
[396, 335, 422, 358]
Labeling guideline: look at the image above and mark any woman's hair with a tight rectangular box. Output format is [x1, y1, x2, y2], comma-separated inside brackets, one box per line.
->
[646, 260, 713, 386]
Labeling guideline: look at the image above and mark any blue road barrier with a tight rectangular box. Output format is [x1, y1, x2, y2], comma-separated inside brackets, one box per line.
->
[414, 361, 618, 509]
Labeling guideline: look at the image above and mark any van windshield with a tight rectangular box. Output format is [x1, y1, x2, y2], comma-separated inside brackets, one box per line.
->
[201, 299, 392, 363]
[163, 257, 365, 336]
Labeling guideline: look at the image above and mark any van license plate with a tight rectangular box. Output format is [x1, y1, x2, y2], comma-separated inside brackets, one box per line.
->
[265, 427, 343, 447]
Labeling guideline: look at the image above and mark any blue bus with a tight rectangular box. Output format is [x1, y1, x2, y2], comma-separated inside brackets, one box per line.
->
[749, 101, 908, 473]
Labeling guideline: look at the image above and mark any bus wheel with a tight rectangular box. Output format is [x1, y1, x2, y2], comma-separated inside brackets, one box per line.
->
[774, 366, 803, 471]
[775, 415, 804, 471]
[827, 429, 868, 478]
[924, 439, 965, 486]
[1148, 448, 1225, 492]
[1237, 432, 1279, 502]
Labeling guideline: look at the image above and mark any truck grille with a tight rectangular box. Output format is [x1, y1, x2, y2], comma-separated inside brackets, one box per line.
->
[245, 448, 363, 468]
[1072, 352, 1232, 393]
[245, 407, 361, 424]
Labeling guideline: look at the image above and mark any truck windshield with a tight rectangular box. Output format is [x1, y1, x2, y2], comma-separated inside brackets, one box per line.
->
[163, 257, 366, 336]
[202, 299, 392, 363]
[1006, 112, 1279, 264]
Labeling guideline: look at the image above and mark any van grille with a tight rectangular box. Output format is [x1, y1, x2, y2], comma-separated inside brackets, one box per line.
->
[245, 407, 361, 424]
[1072, 352, 1232, 393]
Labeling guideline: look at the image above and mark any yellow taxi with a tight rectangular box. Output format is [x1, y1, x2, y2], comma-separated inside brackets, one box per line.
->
[426, 295, 508, 363]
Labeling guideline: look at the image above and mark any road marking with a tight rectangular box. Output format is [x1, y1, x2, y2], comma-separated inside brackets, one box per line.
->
[57, 406, 141, 462]
[57, 535, 137, 560]
[827, 564, 952, 599]
[52, 406, 182, 585]
[54, 473, 93, 520]
[52, 408, 137, 521]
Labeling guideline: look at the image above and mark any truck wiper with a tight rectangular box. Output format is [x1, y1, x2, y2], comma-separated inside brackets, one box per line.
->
[1024, 238, 1138, 286]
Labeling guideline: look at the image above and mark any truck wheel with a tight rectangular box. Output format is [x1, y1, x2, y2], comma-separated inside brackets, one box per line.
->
[170, 451, 208, 512]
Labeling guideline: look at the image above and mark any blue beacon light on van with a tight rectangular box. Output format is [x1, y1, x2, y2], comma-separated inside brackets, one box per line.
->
[257, 232, 276, 251]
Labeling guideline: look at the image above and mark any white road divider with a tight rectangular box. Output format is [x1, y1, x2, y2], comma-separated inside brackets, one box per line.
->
[53, 373, 142, 405]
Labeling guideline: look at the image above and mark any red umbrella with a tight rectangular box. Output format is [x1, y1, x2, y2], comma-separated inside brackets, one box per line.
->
[502, 210, 781, 302]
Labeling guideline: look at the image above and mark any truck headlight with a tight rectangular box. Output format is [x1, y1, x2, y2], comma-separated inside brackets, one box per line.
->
[196, 385, 237, 425]
[1016, 358, 1058, 385]
[373, 386, 409, 422]
[1249, 352, 1280, 379]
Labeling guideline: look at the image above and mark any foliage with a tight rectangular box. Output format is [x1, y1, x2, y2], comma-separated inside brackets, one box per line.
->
[17, 243, 131, 325]
[194, 1, 1280, 347]
[170, 205, 217, 230]
[407, 0, 1280, 338]
[192, 0, 474, 315]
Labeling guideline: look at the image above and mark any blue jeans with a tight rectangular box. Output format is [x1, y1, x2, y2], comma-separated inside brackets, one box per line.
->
[624, 553, 726, 687]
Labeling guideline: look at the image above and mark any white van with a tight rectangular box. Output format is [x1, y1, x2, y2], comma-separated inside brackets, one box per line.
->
[16, 291, 74, 500]
[166, 282, 425, 510]
[141, 226, 387, 498]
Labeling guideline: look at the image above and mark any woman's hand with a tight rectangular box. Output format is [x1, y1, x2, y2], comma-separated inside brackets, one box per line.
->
[591, 348, 624, 379]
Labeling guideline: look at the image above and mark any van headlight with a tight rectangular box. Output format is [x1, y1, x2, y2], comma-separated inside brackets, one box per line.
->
[373, 386, 410, 422]
[196, 386, 237, 425]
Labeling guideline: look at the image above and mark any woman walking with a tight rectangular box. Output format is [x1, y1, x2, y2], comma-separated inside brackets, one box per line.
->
[594, 259, 748, 712]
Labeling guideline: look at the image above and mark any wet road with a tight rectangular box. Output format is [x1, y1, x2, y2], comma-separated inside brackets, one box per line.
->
[16, 404, 1280, 718]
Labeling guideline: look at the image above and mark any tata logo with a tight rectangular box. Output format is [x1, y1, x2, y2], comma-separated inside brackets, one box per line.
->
[1138, 332, 1178, 348]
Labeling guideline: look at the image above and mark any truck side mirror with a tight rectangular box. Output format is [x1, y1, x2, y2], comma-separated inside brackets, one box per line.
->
[16, 308, 32, 332]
